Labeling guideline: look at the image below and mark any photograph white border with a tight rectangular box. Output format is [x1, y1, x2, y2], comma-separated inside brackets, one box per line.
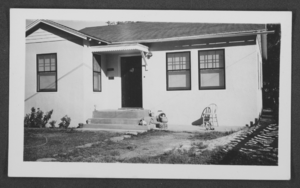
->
[9, 9, 291, 180]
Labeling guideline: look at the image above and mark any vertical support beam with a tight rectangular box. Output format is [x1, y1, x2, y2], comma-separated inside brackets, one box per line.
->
[141, 51, 148, 71]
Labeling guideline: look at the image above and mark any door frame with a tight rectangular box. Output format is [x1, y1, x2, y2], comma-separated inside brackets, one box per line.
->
[119, 54, 143, 108]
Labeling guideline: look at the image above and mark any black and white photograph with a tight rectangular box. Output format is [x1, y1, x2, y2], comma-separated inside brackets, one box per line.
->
[8, 9, 291, 180]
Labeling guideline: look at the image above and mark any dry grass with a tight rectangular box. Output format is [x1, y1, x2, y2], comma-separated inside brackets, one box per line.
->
[24, 128, 243, 164]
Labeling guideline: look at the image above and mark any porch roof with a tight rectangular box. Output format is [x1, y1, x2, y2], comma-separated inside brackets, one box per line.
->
[90, 43, 149, 53]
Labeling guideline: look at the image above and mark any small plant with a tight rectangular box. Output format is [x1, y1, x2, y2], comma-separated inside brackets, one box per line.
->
[49, 120, 56, 128]
[59, 115, 71, 128]
[24, 107, 53, 128]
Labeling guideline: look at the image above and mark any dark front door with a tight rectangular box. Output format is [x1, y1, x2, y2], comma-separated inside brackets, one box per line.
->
[121, 56, 143, 108]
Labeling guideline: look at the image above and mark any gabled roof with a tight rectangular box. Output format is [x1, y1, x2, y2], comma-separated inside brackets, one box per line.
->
[80, 22, 267, 44]
[26, 19, 110, 44]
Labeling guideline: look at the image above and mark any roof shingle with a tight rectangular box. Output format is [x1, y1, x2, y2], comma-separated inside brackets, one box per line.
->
[80, 22, 266, 43]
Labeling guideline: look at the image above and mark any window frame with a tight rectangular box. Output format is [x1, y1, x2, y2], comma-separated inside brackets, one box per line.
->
[198, 49, 226, 90]
[93, 55, 102, 92]
[36, 53, 58, 92]
[166, 51, 192, 91]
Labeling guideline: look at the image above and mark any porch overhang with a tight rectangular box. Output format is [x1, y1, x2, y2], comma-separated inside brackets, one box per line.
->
[90, 43, 149, 53]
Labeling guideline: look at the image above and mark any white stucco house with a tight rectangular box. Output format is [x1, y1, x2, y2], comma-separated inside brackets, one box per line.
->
[25, 20, 271, 129]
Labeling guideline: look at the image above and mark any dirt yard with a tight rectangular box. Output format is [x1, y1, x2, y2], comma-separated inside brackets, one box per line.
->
[24, 128, 244, 164]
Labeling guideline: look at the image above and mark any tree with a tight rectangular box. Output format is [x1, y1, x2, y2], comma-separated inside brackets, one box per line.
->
[263, 24, 281, 122]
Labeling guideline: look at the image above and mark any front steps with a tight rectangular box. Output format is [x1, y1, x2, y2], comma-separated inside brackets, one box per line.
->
[259, 109, 275, 123]
[82, 109, 151, 131]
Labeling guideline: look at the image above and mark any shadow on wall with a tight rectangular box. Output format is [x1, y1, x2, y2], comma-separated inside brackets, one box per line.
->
[25, 63, 90, 102]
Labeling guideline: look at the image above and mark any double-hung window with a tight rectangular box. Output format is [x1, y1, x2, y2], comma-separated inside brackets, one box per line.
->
[93, 55, 101, 92]
[199, 49, 225, 90]
[37, 53, 57, 92]
[166, 52, 191, 90]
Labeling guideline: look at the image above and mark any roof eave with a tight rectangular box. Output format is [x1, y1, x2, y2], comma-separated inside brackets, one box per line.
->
[26, 20, 111, 44]
[111, 30, 273, 44]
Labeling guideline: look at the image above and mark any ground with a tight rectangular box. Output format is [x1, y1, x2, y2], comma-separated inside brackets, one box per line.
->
[24, 121, 278, 165]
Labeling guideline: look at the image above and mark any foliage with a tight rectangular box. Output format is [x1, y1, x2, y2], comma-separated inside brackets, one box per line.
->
[263, 24, 281, 122]
[58, 115, 71, 128]
[24, 107, 53, 128]
[49, 120, 56, 128]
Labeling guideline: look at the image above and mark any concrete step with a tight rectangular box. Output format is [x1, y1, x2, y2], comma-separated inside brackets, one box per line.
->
[88, 118, 140, 125]
[262, 109, 273, 113]
[259, 117, 275, 123]
[82, 123, 148, 131]
[93, 109, 150, 119]
[261, 114, 274, 118]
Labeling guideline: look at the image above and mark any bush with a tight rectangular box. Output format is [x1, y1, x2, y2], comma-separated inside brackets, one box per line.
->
[58, 115, 71, 128]
[49, 120, 56, 128]
[24, 107, 53, 128]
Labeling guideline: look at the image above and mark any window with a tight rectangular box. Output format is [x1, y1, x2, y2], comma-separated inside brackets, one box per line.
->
[166, 52, 191, 90]
[37, 53, 57, 92]
[93, 55, 101, 92]
[199, 49, 225, 89]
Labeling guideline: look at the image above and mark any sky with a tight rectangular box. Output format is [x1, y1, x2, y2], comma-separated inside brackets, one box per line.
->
[26, 19, 107, 30]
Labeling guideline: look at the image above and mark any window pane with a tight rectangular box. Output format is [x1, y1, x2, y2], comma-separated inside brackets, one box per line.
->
[168, 70, 190, 89]
[93, 72, 101, 91]
[200, 69, 225, 88]
[38, 58, 44, 71]
[93, 59, 101, 72]
[215, 50, 224, 67]
[44, 58, 50, 71]
[39, 72, 56, 90]
[50, 55, 56, 71]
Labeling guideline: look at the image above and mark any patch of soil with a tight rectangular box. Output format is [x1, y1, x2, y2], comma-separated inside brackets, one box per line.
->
[117, 132, 194, 159]
[115, 130, 244, 160]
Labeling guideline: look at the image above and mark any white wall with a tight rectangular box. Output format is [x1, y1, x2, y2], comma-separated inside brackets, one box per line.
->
[25, 28, 85, 127]
[142, 44, 261, 126]
[26, 28, 263, 128]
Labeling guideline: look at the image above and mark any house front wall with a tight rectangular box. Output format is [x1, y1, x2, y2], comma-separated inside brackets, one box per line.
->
[25, 26, 263, 128]
[142, 43, 262, 126]
[82, 39, 262, 127]
[25, 27, 86, 127]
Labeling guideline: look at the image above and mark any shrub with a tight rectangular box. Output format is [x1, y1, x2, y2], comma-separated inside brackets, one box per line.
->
[58, 115, 71, 128]
[24, 107, 53, 128]
[49, 120, 56, 128]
